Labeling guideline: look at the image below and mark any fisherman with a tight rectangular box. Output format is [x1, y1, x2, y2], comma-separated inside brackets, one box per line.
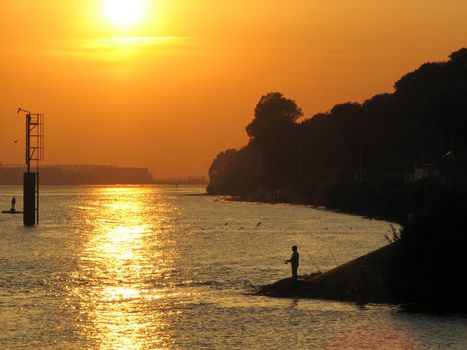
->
[285, 245, 300, 281]
[11, 196, 16, 212]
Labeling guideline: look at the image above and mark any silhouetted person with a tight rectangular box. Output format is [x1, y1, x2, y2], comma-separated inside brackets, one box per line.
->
[285, 245, 299, 281]
[11, 196, 16, 212]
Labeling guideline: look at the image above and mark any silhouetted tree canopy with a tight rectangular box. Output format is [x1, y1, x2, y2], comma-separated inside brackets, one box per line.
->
[246, 92, 302, 139]
[449, 47, 467, 63]
[246, 92, 302, 150]
[207, 48, 467, 216]
[207, 149, 238, 195]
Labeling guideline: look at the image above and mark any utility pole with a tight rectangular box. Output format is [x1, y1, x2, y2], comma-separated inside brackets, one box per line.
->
[17, 108, 44, 226]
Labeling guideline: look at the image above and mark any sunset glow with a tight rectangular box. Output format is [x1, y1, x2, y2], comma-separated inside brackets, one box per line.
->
[1, 1, 466, 178]
[2, 1, 467, 348]
[103, 0, 146, 27]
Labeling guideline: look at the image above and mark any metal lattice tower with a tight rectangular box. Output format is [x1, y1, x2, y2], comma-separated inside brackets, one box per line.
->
[25, 112, 45, 172]
[18, 108, 45, 226]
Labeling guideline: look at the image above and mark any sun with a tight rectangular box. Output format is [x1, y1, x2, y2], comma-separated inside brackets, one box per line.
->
[103, 0, 146, 27]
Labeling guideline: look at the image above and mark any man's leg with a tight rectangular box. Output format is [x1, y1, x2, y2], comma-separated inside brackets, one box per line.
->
[292, 266, 298, 281]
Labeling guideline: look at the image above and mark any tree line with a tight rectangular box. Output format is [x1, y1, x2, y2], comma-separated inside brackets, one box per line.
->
[207, 48, 467, 222]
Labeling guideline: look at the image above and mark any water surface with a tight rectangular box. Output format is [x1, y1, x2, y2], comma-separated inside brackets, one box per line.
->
[0, 185, 466, 349]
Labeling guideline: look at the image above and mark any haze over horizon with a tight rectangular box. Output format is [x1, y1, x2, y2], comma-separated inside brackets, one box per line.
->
[1, 0, 466, 178]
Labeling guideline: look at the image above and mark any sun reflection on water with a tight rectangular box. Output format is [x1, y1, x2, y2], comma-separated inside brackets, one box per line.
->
[4, 186, 464, 349]
[70, 187, 175, 349]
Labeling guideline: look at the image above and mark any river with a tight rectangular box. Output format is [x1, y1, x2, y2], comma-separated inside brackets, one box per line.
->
[0, 185, 466, 349]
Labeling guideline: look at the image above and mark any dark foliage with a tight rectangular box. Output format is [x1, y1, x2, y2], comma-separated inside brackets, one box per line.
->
[392, 182, 467, 308]
[207, 49, 467, 216]
[207, 48, 467, 212]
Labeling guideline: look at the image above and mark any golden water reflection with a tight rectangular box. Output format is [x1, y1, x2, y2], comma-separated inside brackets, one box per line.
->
[72, 187, 175, 349]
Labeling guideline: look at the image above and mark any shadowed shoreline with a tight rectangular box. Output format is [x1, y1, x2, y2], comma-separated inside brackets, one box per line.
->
[258, 243, 400, 303]
[258, 241, 467, 314]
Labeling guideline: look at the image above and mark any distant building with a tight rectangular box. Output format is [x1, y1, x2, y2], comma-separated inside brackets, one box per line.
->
[413, 162, 440, 181]
[408, 150, 467, 182]
[0, 164, 153, 185]
[187, 176, 207, 184]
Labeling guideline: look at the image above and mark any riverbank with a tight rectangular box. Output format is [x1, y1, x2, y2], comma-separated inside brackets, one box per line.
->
[209, 175, 418, 225]
[259, 243, 401, 303]
[259, 237, 467, 313]
[223, 192, 404, 225]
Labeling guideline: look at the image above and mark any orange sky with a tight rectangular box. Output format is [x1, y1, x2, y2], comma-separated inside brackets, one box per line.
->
[0, 0, 466, 178]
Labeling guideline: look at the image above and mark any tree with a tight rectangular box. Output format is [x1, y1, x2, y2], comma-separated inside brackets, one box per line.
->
[206, 149, 238, 194]
[245, 93, 302, 191]
[246, 92, 302, 149]
[207, 48, 467, 215]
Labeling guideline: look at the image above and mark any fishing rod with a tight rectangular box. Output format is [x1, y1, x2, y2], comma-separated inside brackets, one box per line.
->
[329, 249, 339, 268]
[306, 253, 322, 274]
[273, 255, 321, 273]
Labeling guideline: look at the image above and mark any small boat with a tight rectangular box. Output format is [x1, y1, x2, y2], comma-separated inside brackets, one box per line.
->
[1, 209, 23, 214]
